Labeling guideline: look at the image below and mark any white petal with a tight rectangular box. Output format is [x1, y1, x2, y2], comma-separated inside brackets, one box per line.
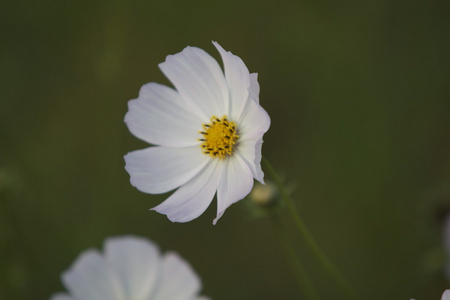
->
[238, 97, 271, 141]
[62, 250, 124, 300]
[50, 293, 73, 300]
[151, 252, 201, 300]
[214, 155, 254, 224]
[249, 73, 260, 103]
[125, 83, 203, 147]
[236, 138, 265, 183]
[212, 41, 251, 121]
[443, 290, 450, 300]
[152, 159, 221, 223]
[124, 146, 209, 194]
[159, 46, 229, 120]
[104, 236, 161, 300]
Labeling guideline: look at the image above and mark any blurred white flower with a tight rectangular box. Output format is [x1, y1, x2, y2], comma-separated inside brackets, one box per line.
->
[51, 236, 208, 300]
[124, 41, 270, 224]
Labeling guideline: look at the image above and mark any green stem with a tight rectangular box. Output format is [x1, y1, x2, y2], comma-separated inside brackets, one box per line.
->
[271, 213, 321, 300]
[262, 157, 358, 300]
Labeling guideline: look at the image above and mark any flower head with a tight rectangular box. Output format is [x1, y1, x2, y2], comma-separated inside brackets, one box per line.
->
[51, 235, 208, 300]
[124, 41, 270, 224]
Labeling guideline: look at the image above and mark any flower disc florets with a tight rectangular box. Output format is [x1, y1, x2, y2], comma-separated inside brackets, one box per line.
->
[199, 115, 239, 159]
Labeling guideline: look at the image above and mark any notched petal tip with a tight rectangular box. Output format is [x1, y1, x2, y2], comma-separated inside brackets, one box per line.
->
[257, 176, 266, 185]
[211, 40, 224, 52]
[149, 206, 189, 224]
[212, 210, 225, 225]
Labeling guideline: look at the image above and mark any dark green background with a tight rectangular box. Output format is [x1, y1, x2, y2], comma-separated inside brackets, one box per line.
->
[1, 0, 449, 299]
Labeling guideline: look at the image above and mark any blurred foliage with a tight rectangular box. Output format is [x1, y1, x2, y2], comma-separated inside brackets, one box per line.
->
[1, 0, 450, 299]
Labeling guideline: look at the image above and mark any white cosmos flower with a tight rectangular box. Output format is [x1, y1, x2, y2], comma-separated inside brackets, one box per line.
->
[50, 235, 208, 300]
[124, 41, 270, 224]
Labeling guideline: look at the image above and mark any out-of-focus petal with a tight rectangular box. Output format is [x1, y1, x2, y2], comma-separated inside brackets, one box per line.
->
[159, 46, 229, 120]
[152, 159, 220, 223]
[442, 290, 450, 300]
[62, 250, 124, 300]
[125, 83, 203, 147]
[104, 236, 161, 300]
[49, 293, 73, 300]
[124, 146, 209, 194]
[214, 154, 254, 224]
[54, 236, 208, 299]
[213, 41, 251, 121]
[151, 252, 201, 300]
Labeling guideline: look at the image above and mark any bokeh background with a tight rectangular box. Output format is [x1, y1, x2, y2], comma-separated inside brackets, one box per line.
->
[1, 0, 449, 299]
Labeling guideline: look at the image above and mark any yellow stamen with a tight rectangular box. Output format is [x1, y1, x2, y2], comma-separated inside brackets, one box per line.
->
[198, 115, 239, 159]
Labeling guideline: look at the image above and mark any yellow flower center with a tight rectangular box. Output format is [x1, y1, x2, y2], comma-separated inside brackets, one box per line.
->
[199, 115, 239, 159]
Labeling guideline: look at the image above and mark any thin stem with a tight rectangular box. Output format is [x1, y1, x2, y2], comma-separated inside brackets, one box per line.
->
[262, 157, 358, 300]
[271, 213, 321, 300]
